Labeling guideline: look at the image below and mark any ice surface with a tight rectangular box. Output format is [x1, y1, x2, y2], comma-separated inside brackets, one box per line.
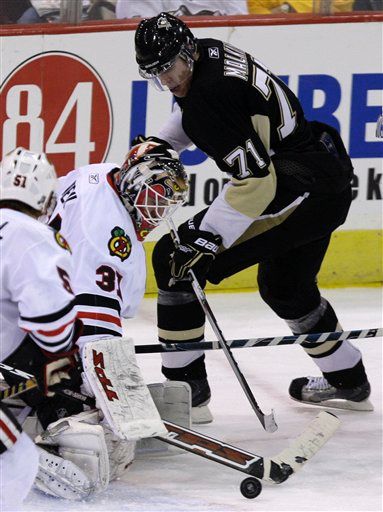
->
[17, 288, 382, 511]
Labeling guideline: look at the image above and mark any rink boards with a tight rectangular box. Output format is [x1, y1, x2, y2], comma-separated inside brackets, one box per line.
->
[1, 14, 382, 290]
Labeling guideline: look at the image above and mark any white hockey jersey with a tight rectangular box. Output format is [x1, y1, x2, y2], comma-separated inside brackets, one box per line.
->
[0, 209, 77, 361]
[50, 163, 146, 348]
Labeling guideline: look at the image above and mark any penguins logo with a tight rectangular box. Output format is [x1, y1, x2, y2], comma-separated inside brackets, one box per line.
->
[108, 226, 131, 261]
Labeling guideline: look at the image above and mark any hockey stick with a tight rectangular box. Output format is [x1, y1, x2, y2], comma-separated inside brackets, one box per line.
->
[0, 378, 38, 400]
[167, 219, 277, 433]
[134, 327, 383, 354]
[0, 363, 340, 492]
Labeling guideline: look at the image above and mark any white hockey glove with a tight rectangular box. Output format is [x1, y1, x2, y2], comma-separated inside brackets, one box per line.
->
[36, 446, 93, 500]
[34, 409, 136, 500]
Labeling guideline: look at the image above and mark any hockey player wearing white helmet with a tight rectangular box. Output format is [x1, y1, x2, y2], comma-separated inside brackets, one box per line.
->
[0, 147, 84, 509]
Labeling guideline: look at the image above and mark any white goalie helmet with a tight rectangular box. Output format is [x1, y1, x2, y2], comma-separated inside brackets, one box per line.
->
[0, 147, 57, 213]
[118, 141, 188, 236]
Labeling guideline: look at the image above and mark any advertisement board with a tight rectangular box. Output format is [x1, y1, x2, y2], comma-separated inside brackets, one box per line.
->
[1, 17, 382, 289]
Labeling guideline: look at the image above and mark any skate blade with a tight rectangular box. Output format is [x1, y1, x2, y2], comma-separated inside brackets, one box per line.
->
[192, 404, 214, 424]
[292, 397, 374, 411]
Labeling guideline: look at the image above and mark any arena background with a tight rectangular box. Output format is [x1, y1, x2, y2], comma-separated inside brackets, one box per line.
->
[1, 13, 382, 293]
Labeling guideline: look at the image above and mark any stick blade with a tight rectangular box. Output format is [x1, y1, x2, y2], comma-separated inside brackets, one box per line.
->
[270, 411, 340, 475]
[262, 409, 278, 433]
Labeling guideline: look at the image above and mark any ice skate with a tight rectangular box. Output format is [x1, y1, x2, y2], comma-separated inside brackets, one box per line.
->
[289, 376, 373, 411]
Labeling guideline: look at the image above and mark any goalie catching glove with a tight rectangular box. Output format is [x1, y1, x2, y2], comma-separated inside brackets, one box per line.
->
[36, 347, 82, 397]
[170, 222, 222, 282]
[36, 331, 83, 398]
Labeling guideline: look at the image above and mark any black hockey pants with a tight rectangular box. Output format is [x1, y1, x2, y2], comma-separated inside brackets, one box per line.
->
[154, 185, 352, 322]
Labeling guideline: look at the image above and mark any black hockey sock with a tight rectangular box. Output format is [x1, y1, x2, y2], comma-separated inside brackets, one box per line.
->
[162, 355, 208, 381]
[323, 359, 369, 389]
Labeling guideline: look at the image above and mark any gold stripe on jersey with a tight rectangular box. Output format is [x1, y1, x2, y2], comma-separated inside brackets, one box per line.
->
[223, 112, 308, 245]
[251, 114, 272, 151]
[231, 200, 303, 247]
[225, 172, 276, 219]
[158, 325, 205, 342]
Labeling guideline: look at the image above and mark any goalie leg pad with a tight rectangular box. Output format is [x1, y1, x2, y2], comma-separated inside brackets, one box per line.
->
[82, 337, 167, 440]
[35, 446, 93, 500]
[35, 411, 110, 494]
[137, 381, 191, 456]
[83, 337, 166, 441]
[148, 381, 191, 427]
[102, 424, 136, 480]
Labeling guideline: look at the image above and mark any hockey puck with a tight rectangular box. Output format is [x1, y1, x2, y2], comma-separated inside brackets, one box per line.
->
[240, 477, 262, 499]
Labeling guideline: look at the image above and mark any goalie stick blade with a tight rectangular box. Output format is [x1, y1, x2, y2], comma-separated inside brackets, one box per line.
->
[158, 420, 269, 481]
[157, 413, 340, 485]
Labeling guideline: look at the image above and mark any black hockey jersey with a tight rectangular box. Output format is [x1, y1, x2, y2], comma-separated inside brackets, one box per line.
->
[176, 38, 313, 179]
[173, 39, 351, 248]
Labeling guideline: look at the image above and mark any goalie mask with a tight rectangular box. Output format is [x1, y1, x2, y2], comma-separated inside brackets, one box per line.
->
[0, 147, 57, 214]
[117, 142, 188, 240]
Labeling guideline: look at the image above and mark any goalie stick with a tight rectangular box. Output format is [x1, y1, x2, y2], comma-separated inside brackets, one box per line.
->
[167, 218, 277, 434]
[134, 327, 383, 354]
[0, 365, 340, 490]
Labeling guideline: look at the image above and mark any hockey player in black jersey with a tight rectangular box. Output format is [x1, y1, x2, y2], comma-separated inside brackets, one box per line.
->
[134, 13, 372, 422]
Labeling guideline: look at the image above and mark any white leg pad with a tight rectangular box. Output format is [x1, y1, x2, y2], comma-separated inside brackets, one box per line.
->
[82, 337, 167, 440]
[137, 381, 191, 456]
[35, 447, 93, 500]
[192, 404, 214, 425]
[102, 421, 136, 480]
[148, 381, 191, 427]
[35, 410, 110, 495]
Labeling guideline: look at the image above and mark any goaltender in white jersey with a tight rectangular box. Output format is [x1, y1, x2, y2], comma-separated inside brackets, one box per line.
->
[49, 140, 188, 349]
[29, 140, 190, 501]
[50, 163, 146, 347]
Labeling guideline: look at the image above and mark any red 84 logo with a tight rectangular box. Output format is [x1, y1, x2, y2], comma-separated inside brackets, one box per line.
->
[0, 52, 112, 176]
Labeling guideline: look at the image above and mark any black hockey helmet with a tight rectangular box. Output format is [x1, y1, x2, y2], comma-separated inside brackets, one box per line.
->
[135, 12, 196, 79]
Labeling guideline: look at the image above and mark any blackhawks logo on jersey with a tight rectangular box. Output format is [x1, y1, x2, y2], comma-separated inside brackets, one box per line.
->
[54, 231, 71, 253]
[108, 226, 131, 261]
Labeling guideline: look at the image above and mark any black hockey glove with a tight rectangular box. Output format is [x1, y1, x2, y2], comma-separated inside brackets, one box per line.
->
[170, 226, 222, 282]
